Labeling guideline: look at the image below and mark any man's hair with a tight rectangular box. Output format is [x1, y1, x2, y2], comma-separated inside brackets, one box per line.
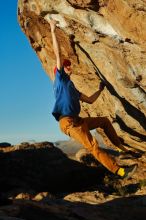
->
[63, 59, 71, 67]
[54, 59, 71, 75]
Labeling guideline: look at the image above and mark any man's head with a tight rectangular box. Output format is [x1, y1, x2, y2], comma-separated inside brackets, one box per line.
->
[63, 59, 72, 76]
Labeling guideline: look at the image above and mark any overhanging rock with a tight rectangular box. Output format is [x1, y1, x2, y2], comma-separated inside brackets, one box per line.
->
[17, 0, 146, 150]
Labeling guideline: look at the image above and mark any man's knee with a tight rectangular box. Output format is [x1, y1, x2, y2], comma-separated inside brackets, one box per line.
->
[105, 117, 111, 124]
[100, 117, 111, 128]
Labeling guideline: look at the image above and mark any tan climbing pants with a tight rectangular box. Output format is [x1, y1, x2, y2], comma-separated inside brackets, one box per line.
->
[59, 116, 120, 174]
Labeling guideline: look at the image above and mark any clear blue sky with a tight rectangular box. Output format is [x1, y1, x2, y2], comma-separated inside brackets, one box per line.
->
[0, 1, 68, 144]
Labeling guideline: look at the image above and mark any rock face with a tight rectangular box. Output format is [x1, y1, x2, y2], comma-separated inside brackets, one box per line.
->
[17, 0, 146, 149]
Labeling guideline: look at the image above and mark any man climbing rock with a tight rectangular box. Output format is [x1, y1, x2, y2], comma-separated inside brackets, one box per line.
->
[49, 19, 137, 179]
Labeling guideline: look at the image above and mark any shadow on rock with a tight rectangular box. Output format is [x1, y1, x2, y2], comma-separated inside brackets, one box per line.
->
[0, 143, 108, 194]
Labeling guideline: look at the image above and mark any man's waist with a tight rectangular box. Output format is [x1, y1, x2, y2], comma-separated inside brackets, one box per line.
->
[59, 115, 79, 121]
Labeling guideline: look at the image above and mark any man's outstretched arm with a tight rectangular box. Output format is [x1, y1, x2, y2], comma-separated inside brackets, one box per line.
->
[80, 81, 105, 104]
[50, 20, 61, 71]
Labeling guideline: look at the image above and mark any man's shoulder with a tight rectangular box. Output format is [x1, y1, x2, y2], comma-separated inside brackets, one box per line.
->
[54, 66, 65, 75]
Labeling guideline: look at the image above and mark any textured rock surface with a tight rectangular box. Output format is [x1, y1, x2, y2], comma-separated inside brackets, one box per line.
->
[1, 196, 146, 220]
[17, 0, 146, 149]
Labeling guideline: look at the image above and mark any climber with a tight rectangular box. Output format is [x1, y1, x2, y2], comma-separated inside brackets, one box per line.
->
[49, 19, 137, 179]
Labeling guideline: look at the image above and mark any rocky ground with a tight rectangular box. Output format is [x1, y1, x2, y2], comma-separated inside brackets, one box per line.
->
[0, 141, 146, 220]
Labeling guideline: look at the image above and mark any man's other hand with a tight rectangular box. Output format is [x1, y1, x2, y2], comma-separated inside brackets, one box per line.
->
[99, 81, 106, 91]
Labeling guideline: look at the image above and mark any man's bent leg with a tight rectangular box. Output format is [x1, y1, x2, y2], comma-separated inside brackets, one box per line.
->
[59, 117, 119, 174]
[84, 117, 127, 152]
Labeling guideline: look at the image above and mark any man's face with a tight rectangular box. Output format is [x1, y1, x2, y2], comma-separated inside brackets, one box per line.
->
[64, 65, 72, 76]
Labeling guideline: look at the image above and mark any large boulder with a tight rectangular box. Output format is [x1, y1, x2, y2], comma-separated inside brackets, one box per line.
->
[17, 0, 146, 150]
[0, 143, 11, 148]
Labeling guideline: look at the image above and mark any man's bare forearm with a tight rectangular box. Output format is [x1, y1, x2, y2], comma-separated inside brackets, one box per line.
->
[80, 89, 102, 104]
[51, 30, 60, 58]
[80, 81, 105, 104]
[89, 90, 102, 104]
[50, 20, 61, 70]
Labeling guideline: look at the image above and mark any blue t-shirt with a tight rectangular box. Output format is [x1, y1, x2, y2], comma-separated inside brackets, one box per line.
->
[52, 68, 81, 121]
